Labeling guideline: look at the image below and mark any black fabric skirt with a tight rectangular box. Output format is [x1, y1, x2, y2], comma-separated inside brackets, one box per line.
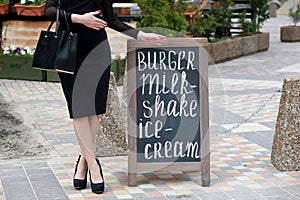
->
[58, 25, 111, 119]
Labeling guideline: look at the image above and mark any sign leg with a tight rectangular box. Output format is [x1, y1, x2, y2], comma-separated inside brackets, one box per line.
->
[201, 153, 210, 186]
[128, 172, 137, 187]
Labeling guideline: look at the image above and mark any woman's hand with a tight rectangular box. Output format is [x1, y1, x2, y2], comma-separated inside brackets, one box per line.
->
[137, 31, 167, 43]
[71, 11, 107, 30]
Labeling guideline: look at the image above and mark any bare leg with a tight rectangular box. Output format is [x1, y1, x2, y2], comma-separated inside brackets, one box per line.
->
[73, 127, 88, 180]
[88, 115, 104, 183]
[73, 117, 103, 183]
[88, 115, 99, 143]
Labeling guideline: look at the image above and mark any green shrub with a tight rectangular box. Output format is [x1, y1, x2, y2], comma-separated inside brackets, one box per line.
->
[134, 0, 188, 35]
[249, 0, 270, 32]
[189, 0, 232, 40]
[215, 0, 233, 38]
[239, 9, 255, 34]
[189, 11, 220, 41]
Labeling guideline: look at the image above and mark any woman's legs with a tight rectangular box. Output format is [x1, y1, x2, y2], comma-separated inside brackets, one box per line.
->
[73, 116, 103, 183]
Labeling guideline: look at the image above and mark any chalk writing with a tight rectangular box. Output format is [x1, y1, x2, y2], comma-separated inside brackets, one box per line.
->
[136, 47, 201, 162]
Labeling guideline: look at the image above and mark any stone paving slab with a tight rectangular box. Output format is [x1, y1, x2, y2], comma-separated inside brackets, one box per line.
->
[0, 16, 300, 200]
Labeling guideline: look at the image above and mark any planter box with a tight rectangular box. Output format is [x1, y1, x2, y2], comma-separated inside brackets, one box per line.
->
[208, 40, 230, 63]
[257, 32, 270, 52]
[280, 26, 300, 42]
[228, 37, 243, 60]
[0, 55, 44, 81]
[242, 34, 258, 55]
[46, 71, 60, 82]
[271, 78, 300, 171]
[206, 32, 269, 64]
[114, 7, 131, 15]
[14, 3, 45, 16]
[119, 7, 130, 15]
[0, 3, 9, 15]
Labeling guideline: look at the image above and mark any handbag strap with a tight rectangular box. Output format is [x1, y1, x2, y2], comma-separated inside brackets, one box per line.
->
[46, 0, 62, 34]
[63, 10, 73, 34]
[55, 7, 60, 34]
[46, 6, 60, 34]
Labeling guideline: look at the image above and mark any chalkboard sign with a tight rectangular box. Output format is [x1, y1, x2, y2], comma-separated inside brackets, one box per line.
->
[136, 47, 201, 163]
[127, 38, 210, 187]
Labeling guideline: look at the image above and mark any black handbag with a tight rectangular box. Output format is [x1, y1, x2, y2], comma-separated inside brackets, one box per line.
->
[32, 7, 61, 72]
[32, 9, 78, 74]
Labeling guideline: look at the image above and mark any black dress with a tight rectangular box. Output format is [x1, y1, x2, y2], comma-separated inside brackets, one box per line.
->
[45, 0, 139, 118]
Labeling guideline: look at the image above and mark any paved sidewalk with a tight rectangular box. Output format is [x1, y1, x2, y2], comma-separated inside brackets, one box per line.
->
[0, 16, 300, 200]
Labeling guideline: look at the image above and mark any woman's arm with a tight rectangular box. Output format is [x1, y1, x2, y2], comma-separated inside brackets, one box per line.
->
[71, 10, 107, 30]
[101, 0, 166, 41]
[101, 0, 139, 39]
[45, 0, 165, 41]
[45, 0, 107, 30]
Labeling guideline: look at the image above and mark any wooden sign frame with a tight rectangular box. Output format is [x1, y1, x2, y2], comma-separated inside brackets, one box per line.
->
[127, 38, 210, 187]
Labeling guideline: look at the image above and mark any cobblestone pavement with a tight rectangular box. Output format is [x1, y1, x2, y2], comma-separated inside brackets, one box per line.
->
[0, 16, 300, 200]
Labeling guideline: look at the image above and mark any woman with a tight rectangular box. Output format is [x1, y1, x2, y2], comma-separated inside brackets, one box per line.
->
[45, 0, 165, 194]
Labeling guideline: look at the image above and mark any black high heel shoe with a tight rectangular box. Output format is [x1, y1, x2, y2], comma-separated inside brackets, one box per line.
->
[73, 155, 88, 190]
[89, 158, 105, 194]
